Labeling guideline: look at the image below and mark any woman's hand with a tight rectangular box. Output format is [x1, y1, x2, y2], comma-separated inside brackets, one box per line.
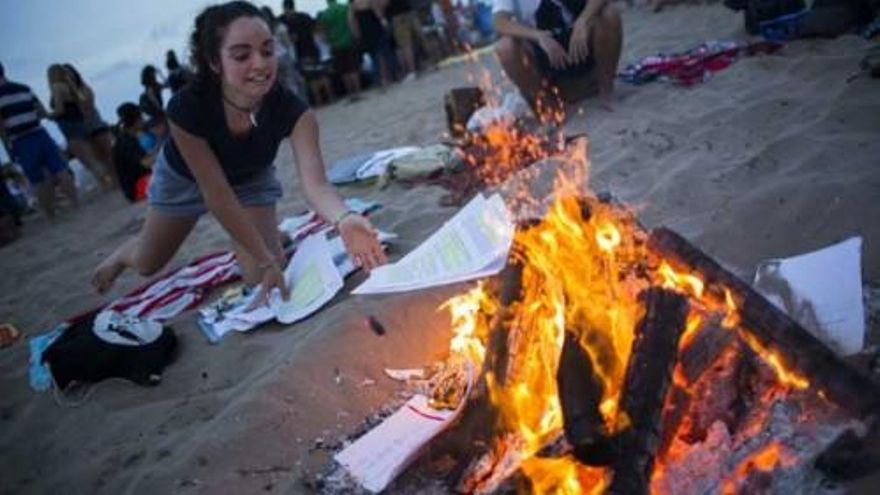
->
[251, 261, 289, 309]
[338, 214, 386, 271]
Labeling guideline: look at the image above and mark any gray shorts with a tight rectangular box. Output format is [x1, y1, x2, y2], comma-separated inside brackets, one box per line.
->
[147, 153, 283, 217]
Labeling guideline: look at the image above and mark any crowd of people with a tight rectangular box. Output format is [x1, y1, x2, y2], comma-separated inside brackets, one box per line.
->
[0, 0, 498, 243]
[0, 0, 624, 250]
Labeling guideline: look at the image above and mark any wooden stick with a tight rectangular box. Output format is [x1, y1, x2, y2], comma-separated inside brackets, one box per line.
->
[648, 228, 880, 417]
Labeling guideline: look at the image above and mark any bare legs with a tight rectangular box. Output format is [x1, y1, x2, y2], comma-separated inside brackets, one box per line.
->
[68, 138, 114, 190]
[34, 170, 78, 220]
[89, 129, 118, 187]
[91, 205, 282, 293]
[495, 5, 623, 108]
[592, 5, 623, 101]
[92, 208, 198, 293]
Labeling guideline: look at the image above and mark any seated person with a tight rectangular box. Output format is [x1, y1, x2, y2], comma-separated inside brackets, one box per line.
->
[113, 103, 155, 202]
[492, 0, 622, 111]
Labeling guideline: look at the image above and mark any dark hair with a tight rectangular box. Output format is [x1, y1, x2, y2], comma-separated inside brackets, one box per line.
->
[63, 63, 84, 87]
[141, 65, 159, 87]
[282, 0, 293, 11]
[260, 6, 277, 29]
[116, 102, 142, 128]
[0, 62, 5, 78]
[166, 50, 181, 71]
[189, 1, 267, 91]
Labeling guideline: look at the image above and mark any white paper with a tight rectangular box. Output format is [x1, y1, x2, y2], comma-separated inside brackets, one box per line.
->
[271, 235, 344, 324]
[753, 237, 865, 355]
[335, 364, 473, 492]
[353, 193, 514, 294]
[198, 230, 397, 343]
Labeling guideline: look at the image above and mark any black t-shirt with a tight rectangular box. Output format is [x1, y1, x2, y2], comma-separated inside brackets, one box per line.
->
[113, 133, 151, 201]
[163, 82, 308, 185]
[283, 12, 320, 61]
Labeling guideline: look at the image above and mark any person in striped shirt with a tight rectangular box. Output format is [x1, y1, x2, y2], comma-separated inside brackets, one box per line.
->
[0, 62, 78, 220]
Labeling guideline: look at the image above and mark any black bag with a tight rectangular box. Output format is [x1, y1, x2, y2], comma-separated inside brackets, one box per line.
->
[43, 311, 177, 390]
[745, 0, 807, 34]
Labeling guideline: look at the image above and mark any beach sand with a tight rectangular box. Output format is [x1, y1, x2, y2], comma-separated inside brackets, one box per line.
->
[2, 4, 879, 494]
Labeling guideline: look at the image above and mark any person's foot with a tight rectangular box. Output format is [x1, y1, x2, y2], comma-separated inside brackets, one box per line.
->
[92, 254, 125, 293]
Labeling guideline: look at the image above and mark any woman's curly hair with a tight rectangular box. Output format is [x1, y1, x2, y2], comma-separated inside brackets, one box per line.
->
[189, 1, 268, 92]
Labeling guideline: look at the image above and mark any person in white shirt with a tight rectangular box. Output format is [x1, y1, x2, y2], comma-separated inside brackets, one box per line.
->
[492, 0, 621, 110]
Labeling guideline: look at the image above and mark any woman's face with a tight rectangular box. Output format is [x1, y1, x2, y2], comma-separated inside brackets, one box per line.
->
[217, 16, 277, 100]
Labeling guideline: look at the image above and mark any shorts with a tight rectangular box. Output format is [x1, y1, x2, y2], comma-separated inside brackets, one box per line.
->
[529, 29, 596, 82]
[147, 151, 282, 217]
[10, 129, 70, 185]
[55, 118, 88, 141]
[391, 12, 423, 52]
[332, 46, 361, 75]
[147, 152, 282, 217]
[84, 113, 110, 137]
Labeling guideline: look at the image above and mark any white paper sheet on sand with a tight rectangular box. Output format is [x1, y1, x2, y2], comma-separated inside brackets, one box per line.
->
[334, 365, 473, 493]
[269, 234, 344, 323]
[753, 236, 865, 355]
[353, 193, 514, 294]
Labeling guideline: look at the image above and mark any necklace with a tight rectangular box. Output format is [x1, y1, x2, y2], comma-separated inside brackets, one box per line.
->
[221, 92, 259, 128]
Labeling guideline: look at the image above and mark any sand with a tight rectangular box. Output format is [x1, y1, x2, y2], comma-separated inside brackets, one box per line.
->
[2, 4, 879, 494]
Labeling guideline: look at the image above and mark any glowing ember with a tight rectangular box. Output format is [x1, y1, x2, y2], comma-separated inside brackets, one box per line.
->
[720, 441, 798, 494]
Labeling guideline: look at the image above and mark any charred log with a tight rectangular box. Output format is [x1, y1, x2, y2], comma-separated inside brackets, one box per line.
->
[483, 259, 524, 388]
[648, 227, 880, 417]
[557, 331, 616, 465]
[608, 288, 689, 495]
[816, 422, 880, 481]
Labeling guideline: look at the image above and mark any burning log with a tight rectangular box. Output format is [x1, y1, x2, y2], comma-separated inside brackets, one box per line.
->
[609, 288, 689, 495]
[648, 228, 880, 417]
[482, 258, 524, 388]
[557, 331, 615, 465]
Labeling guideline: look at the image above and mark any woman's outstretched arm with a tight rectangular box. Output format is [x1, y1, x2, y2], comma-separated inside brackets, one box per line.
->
[289, 111, 386, 270]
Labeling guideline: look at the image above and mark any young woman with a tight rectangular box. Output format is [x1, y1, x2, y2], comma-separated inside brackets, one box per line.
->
[47, 64, 114, 189]
[64, 63, 117, 187]
[92, 0, 386, 303]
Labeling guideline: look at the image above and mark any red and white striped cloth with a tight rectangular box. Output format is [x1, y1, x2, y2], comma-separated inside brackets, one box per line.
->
[102, 211, 332, 323]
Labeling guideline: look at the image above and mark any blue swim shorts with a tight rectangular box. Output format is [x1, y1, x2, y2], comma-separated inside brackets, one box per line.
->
[11, 129, 70, 185]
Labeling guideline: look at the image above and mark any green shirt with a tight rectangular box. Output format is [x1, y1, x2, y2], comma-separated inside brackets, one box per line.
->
[318, 3, 353, 50]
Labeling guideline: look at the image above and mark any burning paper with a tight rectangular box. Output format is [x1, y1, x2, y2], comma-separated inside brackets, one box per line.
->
[335, 362, 473, 493]
[353, 193, 514, 294]
[753, 236, 865, 355]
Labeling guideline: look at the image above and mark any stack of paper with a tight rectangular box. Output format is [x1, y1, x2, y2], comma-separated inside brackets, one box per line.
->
[353, 193, 514, 294]
[334, 363, 473, 492]
[198, 230, 397, 343]
[753, 236, 865, 355]
[198, 235, 343, 343]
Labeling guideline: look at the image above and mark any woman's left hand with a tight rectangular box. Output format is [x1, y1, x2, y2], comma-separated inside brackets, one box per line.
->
[338, 214, 387, 271]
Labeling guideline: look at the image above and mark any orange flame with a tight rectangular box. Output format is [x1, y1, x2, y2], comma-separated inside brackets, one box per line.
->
[721, 441, 798, 494]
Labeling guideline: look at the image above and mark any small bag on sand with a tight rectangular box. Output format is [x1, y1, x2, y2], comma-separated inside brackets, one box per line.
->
[43, 311, 177, 390]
